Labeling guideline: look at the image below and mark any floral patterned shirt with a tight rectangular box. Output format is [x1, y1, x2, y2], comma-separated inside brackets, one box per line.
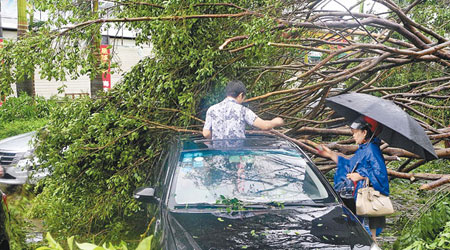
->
[203, 97, 258, 140]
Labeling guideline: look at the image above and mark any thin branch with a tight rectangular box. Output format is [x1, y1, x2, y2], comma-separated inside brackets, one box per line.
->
[104, 0, 165, 9]
[229, 43, 255, 53]
[60, 12, 255, 35]
[420, 177, 450, 190]
[332, 0, 380, 43]
[219, 35, 249, 50]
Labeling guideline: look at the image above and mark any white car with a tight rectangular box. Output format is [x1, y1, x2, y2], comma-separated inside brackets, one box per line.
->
[0, 132, 47, 185]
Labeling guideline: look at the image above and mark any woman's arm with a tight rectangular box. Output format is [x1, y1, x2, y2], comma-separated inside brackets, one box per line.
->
[317, 145, 339, 163]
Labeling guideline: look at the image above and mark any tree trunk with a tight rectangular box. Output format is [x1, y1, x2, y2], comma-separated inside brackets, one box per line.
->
[90, 0, 103, 99]
[0, 1, 3, 38]
[16, 0, 35, 97]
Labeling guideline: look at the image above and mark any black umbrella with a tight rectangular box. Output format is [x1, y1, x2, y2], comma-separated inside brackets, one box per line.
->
[325, 92, 438, 160]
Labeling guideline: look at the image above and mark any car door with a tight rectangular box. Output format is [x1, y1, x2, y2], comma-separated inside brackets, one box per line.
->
[152, 140, 181, 249]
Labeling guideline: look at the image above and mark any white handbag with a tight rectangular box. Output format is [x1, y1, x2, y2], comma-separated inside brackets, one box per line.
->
[356, 178, 394, 217]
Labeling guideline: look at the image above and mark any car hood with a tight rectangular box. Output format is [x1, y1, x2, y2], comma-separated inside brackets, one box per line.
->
[0, 131, 35, 152]
[167, 204, 372, 249]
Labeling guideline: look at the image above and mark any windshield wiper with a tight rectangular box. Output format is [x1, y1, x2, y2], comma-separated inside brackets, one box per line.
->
[174, 201, 330, 210]
[282, 201, 329, 207]
[174, 203, 229, 209]
[245, 201, 329, 208]
[174, 203, 269, 210]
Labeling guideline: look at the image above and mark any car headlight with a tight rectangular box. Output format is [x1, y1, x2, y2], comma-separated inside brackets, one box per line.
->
[17, 159, 33, 169]
[17, 153, 39, 168]
[371, 243, 381, 250]
[21, 150, 34, 159]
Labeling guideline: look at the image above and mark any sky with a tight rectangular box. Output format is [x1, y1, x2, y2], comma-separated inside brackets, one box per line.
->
[319, 0, 389, 14]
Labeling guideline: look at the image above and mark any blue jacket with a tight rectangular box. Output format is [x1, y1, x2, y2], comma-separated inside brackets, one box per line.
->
[334, 138, 389, 197]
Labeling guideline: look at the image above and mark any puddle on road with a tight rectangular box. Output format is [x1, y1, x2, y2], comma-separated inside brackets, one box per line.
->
[0, 185, 46, 246]
[25, 218, 45, 244]
[25, 232, 43, 244]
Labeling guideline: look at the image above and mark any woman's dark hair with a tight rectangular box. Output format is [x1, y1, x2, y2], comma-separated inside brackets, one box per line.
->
[225, 80, 247, 98]
[350, 116, 378, 141]
[362, 125, 374, 141]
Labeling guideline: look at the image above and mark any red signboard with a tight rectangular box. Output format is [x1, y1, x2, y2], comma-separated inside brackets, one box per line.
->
[100, 44, 111, 90]
[0, 39, 3, 107]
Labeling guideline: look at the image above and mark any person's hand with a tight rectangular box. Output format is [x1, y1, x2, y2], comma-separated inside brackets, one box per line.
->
[254, 117, 284, 130]
[346, 172, 364, 182]
[272, 117, 284, 127]
[316, 145, 338, 163]
[316, 145, 331, 158]
[0, 166, 4, 178]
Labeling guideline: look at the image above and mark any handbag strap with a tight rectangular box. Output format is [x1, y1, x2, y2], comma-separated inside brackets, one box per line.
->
[351, 162, 371, 187]
[350, 162, 359, 173]
[348, 162, 360, 196]
[362, 177, 370, 188]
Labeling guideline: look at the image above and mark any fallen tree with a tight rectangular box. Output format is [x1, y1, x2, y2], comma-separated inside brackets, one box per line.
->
[1, 0, 448, 241]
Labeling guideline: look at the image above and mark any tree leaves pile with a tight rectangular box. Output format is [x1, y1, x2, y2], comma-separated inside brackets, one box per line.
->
[394, 189, 450, 249]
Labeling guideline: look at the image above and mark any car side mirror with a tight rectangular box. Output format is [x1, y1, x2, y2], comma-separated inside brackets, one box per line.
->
[133, 187, 160, 204]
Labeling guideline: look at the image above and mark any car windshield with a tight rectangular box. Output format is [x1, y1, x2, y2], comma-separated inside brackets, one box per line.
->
[169, 148, 332, 207]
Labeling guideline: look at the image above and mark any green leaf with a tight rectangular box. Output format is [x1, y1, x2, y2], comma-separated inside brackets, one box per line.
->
[45, 233, 64, 250]
[135, 235, 153, 250]
[76, 242, 105, 250]
[68, 236, 75, 250]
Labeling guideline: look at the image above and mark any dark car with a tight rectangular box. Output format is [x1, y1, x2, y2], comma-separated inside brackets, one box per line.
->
[134, 134, 380, 249]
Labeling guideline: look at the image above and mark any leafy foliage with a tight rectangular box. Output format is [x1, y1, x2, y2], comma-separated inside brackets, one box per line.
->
[402, 221, 450, 250]
[2, 188, 30, 250]
[28, 0, 287, 242]
[0, 118, 47, 140]
[405, 0, 450, 37]
[0, 95, 60, 139]
[0, 95, 58, 122]
[393, 190, 450, 249]
[216, 195, 245, 212]
[36, 233, 153, 250]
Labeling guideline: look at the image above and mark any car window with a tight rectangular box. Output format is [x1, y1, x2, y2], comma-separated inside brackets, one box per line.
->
[168, 149, 332, 207]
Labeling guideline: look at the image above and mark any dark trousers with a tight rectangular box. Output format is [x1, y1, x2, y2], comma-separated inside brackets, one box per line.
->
[342, 197, 386, 230]
[342, 197, 356, 214]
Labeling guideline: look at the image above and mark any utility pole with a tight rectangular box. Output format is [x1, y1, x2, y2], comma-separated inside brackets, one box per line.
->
[16, 0, 35, 97]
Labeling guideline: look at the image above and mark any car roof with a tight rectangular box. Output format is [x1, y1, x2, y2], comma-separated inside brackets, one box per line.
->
[180, 133, 297, 151]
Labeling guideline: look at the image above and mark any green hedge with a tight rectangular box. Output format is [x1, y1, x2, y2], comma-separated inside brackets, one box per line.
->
[0, 95, 61, 139]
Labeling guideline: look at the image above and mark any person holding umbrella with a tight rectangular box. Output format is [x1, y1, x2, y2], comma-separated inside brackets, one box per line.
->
[317, 115, 389, 242]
